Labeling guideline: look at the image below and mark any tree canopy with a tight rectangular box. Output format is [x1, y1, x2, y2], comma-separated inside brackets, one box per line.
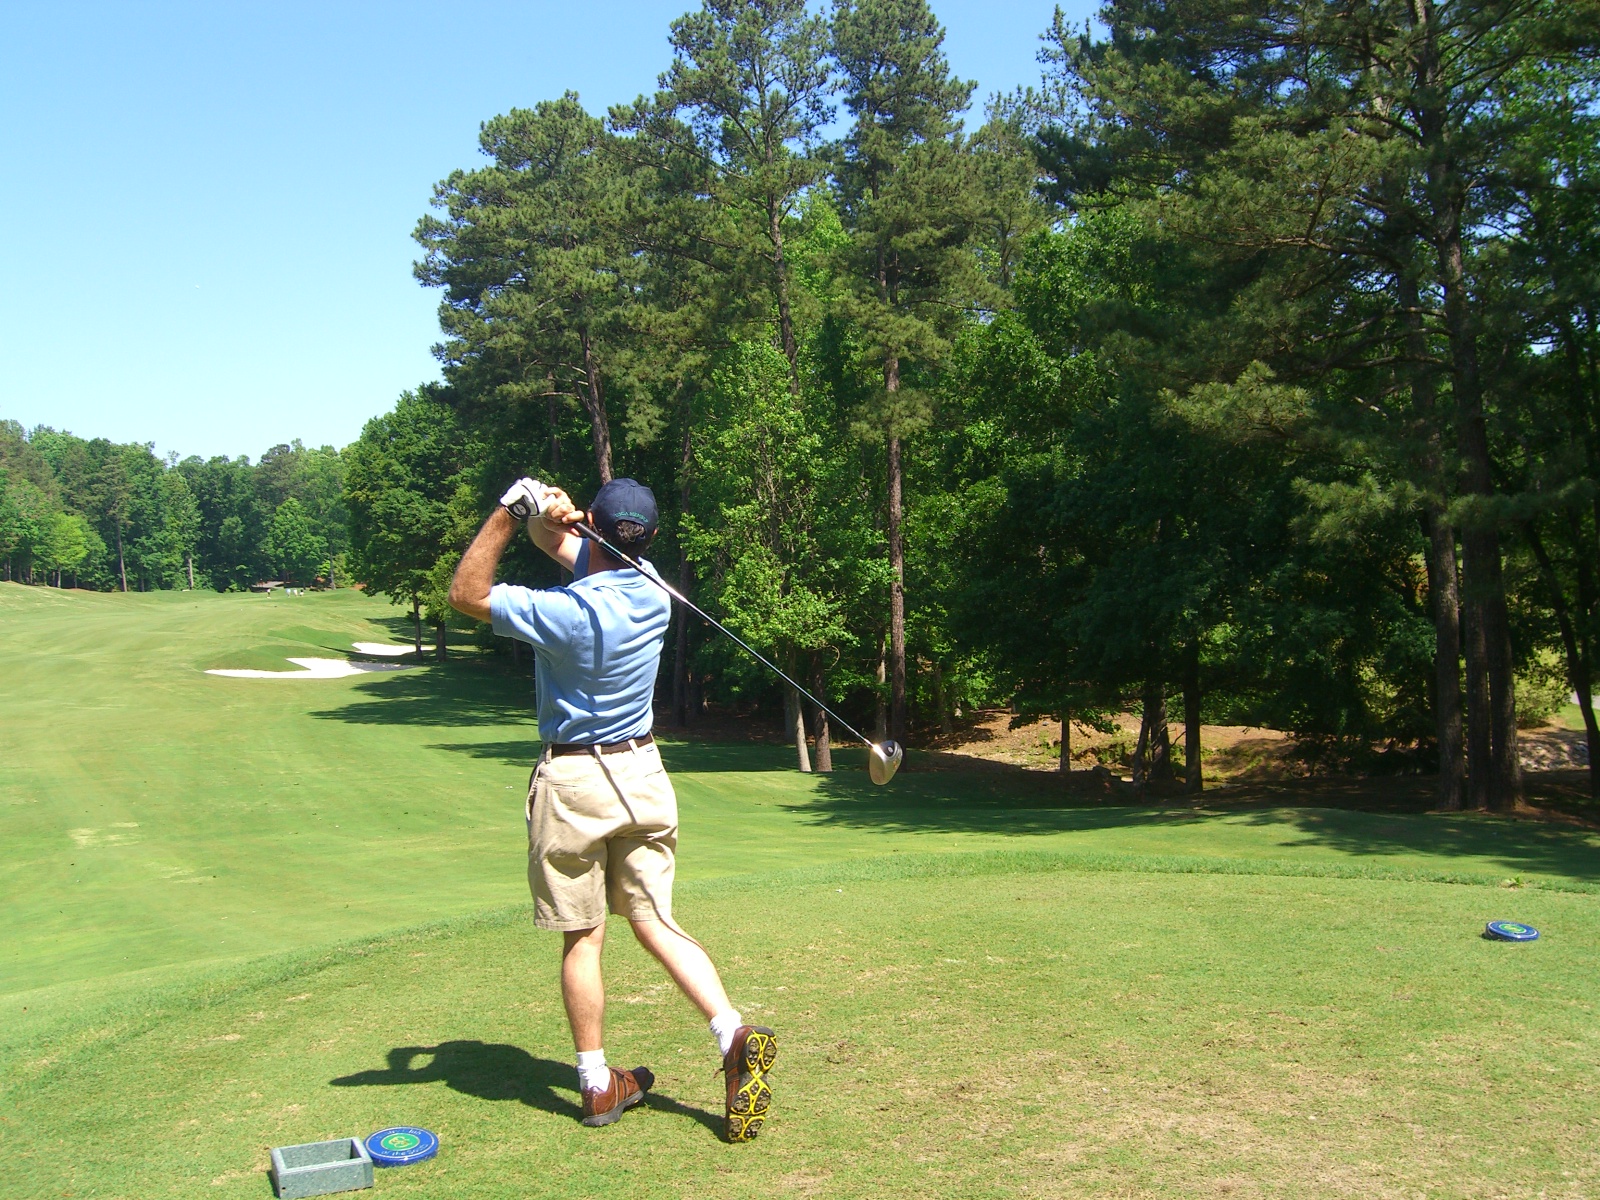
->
[11, 0, 1596, 804]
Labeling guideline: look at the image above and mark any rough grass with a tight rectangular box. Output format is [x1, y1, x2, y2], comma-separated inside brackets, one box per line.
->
[4, 583, 1600, 1197]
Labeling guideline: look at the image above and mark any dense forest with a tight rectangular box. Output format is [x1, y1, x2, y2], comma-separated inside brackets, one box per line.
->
[5, 0, 1596, 807]
[0, 424, 346, 594]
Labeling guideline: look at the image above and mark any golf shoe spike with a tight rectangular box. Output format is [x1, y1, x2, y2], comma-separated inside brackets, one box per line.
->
[868, 740, 903, 785]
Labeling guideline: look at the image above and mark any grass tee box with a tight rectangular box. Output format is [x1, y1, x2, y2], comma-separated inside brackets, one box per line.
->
[269, 1138, 372, 1199]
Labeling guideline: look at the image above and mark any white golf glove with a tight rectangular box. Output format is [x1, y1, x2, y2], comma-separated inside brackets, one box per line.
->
[499, 477, 552, 523]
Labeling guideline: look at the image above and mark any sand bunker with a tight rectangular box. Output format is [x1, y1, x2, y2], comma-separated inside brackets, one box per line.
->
[351, 642, 413, 657]
[206, 657, 413, 679]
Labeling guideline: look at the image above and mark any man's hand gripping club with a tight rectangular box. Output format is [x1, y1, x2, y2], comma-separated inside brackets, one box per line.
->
[448, 477, 586, 623]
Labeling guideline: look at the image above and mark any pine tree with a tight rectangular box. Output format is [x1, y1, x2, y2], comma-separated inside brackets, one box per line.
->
[417, 94, 642, 487]
[830, 0, 983, 745]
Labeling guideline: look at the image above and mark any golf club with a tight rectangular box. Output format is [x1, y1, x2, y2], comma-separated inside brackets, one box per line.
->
[566, 516, 902, 785]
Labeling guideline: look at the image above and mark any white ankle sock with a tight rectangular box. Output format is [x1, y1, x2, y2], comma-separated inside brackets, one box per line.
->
[709, 1009, 743, 1057]
[576, 1049, 609, 1092]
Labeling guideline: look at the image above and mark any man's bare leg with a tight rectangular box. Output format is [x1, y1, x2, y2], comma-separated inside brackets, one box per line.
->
[633, 918, 777, 1142]
[562, 925, 606, 1052]
[629, 918, 731, 1019]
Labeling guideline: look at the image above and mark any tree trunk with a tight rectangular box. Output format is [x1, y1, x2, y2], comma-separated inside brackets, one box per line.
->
[412, 597, 423, 656]
[435, 623, 447, 663]
[933, 661, 953, 736]
[117, 528, 127, 593]
[785, 684, 812, 773]
[1463, 594, 1492, 809]
[672, 565, 693, 727]
[186, 553, 195, 590]
[1132, 704, 1150, 789]
[769, 203, 801, 395]
[812, 666, 833, 773]
[673, 413, 694, 727]
[1423, 510, 1464, 808]
[1184, 637, 1203, 794]
[886, 360, 908, 746]
[1399, 265, 1465, 811]
[1568, 506, 1600, 794]
[874, 635, 888, 742]
[548, 389, 563, 471]
[1059, 711, 1071, 774]
[1444, 295, 1514, 807]
[1427, 64, 1518, 806]
[1483, 564, 1522, 807]
[1455, 439, 1520, 807]
[1528, 526, 1600, 797]
[1143, 679, 1172, 781]
[578, 325, 614, 484]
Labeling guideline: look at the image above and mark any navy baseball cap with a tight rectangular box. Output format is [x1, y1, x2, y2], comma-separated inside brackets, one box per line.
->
[590, 478, 659, 540]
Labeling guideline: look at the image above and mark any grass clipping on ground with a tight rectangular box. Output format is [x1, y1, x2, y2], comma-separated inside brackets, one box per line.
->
[7, 858, 1598, 1200]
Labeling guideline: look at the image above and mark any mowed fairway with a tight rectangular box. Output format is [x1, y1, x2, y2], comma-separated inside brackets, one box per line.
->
[4, 583, 1600, 1197]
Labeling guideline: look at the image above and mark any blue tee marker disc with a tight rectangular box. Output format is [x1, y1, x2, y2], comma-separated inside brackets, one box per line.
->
[1485, 920, 1539, 942]
[365, 1126, 438, 1166]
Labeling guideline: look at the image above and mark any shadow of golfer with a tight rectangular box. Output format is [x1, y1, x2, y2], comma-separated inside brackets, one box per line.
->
[329, 1041, 721, 1135]
[330, 1042, 577, 1116]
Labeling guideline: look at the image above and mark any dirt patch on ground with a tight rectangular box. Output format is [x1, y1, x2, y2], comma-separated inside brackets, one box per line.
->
[663, 706, 1301, 784]
[661, 704, 1595, 821]
[919, 709, 1592, 779]
[915, 709, 1299, 787]
[1520, 723, 1589, 770]
[908, 710, 1597, 823]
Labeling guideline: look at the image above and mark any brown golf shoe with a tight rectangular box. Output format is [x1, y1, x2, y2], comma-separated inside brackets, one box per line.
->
[722, 1025, 777, 1142]
[581, 1066, 654, 1127]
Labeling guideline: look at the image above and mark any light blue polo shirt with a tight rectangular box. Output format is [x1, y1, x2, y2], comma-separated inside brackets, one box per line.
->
[489, 542, 672, 745]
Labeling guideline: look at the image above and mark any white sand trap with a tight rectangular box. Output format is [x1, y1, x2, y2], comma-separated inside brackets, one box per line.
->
[206, 657, 414, 679]
[352, 641, 414, 657]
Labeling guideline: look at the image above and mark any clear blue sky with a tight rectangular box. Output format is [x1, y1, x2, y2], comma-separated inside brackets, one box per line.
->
[0, 1, 1092, 462]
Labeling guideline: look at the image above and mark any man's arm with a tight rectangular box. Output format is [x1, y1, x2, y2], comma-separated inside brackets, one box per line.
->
[448, 507, 517, 623]
[448, 484, 589, 622]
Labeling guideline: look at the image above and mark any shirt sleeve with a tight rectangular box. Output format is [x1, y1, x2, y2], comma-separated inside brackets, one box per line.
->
[489, 582, 578, 651]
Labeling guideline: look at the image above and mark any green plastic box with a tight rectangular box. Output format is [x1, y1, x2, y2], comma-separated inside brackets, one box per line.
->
[269, 1137, 374, 1199]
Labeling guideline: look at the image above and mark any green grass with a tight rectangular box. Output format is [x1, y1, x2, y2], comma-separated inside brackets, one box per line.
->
[8, 862, 1599, 1198]
[1557, 701, 1590, 732]
[4, 583, 1600, 1197]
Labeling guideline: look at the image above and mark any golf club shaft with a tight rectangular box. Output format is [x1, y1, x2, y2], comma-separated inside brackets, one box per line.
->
[571, 520, 877, 749]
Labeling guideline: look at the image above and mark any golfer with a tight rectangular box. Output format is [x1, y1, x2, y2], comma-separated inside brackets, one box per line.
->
[449, 477, 777, 1141]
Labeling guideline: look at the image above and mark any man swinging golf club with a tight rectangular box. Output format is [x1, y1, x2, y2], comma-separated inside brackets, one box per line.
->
[449, 477, 777, 1141]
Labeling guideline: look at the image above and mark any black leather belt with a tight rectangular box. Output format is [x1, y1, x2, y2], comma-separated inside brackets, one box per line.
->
[548, 733, 654, 757]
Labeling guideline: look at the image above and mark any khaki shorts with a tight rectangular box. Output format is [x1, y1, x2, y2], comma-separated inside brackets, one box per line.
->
[524, 741, 678, 931]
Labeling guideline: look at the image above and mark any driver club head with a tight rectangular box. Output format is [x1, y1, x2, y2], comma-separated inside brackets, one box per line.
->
[867, 740, 903, 786]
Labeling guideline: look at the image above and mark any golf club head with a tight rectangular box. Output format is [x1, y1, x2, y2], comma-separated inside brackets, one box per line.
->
[868, 740, 903, 786]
